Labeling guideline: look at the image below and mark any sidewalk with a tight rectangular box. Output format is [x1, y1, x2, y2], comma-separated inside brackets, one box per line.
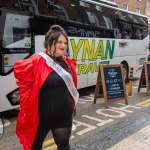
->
[108, 124, 150, 150]
[71, 107, 150, 150]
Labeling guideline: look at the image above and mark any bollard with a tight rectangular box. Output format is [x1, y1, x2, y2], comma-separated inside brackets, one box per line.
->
[128, 66, 134, 97]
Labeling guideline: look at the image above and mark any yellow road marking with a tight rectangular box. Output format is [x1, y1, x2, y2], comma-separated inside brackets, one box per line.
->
[42, 138, 57, 150]
[43, 138, 55, 146]
[142, 102, 150, 107]
[136, 99, 150, 106]
[42, 144, 57, 150]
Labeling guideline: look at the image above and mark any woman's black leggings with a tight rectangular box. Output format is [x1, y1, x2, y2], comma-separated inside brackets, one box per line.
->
[31, 123, 72, 150]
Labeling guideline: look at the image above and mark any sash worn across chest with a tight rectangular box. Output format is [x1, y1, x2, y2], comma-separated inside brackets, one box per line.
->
[39, 52, 79, 105]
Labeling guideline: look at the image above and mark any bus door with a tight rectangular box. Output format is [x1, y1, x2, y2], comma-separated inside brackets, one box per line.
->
[0, 9, 33, 110]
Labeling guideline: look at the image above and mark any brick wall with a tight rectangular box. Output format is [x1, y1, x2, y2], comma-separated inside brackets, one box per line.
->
[115, 0, 146, 15]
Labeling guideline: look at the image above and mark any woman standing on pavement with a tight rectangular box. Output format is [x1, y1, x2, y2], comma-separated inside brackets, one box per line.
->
[14, 25, 79, 150]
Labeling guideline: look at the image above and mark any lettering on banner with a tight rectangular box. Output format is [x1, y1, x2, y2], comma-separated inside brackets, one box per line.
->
[70, 38, 115, 75]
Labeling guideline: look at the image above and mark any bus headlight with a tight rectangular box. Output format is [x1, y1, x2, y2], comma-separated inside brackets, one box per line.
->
[6, 88, 20, 106]
[11, 91, 20, 103]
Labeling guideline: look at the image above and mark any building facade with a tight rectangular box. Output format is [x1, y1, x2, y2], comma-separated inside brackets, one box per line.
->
[114, 0, 146, 15]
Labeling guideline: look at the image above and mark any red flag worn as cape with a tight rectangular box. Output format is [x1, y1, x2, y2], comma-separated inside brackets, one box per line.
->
[14, 50, 77, 150]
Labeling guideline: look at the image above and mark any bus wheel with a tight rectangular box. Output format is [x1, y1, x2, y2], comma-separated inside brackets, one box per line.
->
[122, 64, 129, 82]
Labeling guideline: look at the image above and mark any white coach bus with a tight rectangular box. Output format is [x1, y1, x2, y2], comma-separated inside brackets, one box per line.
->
[0, 0, 149, 112]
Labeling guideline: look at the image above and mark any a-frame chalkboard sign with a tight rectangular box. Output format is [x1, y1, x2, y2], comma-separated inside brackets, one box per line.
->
[94, 64, 128, 108]
[138, 62, 150, 95]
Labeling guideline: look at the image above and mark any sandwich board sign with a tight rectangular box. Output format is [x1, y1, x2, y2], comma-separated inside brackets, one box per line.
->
[138, 62, 150, 95]
[94, 64, 128, 108]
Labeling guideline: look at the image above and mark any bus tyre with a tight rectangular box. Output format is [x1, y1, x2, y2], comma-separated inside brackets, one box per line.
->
[122, 64, 129, 82]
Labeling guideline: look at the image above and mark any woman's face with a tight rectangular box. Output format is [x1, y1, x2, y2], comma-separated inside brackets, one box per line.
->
[50, 34, 68, 57]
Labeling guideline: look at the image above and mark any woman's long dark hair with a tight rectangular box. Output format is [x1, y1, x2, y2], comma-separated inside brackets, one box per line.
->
[44, 25, 72, 73]
[44, 25, 69, 56]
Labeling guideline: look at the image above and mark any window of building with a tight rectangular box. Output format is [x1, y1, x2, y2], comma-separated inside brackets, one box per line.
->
[123, 4, 128, 10]
[136, 8, 140, 14]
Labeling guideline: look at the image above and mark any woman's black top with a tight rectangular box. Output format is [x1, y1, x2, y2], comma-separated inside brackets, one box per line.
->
[38, 56, 74, 125]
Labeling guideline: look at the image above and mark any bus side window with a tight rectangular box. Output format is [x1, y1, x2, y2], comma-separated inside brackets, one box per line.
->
[86, 3, 115, 38]
[133, 16, 148, 40]
[93, 5, 115, 29]
[142, 26, 148, 39]
[78, 0, 92, 24]
[122, 31, 132, 39]
[54, 0, 83, 24]
[0, 1, 35, 13]
[115, 10, 133, 39]
[34, 0, 54, 16]
[79, 2, 99, 26]
[74, 2, 116, 38]
[133, 27, 143, 40]
[114, 28, 122, 39]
